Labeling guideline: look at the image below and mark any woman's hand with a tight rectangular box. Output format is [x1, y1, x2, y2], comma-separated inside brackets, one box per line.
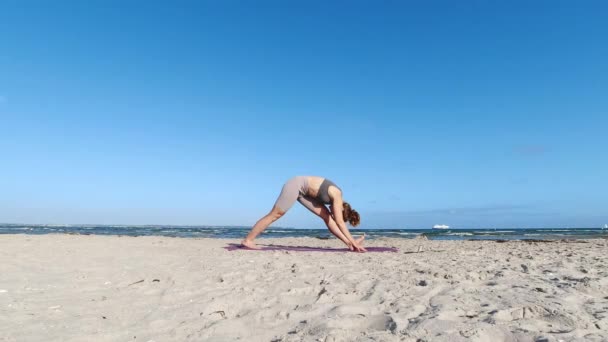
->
[348, 239, 367, 252]
[352, 243, 367, 252]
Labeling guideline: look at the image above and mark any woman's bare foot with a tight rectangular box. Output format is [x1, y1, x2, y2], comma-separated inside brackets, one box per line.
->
[240, 239, 261, 250]
[355, 233, 366, 245]
[347, 238, 367, 252]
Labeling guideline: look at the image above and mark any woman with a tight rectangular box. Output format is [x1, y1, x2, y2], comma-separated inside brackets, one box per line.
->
[241, 176, 367, 252]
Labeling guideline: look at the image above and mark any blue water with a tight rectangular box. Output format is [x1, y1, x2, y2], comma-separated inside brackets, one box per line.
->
[1, 224, 606, 241]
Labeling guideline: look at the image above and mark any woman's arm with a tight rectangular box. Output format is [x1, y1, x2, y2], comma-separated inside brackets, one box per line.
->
[331, 195, 366, 252]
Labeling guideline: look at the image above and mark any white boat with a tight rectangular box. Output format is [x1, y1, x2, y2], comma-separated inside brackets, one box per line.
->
[433, 224, 450, 229]
[604, 224, 608, 229]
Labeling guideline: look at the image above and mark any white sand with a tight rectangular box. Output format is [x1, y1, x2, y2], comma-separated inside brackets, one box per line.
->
[1, 234, 607, 342]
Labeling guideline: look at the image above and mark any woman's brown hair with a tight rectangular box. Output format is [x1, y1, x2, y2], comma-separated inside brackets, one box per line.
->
[343, 202, 360, 227]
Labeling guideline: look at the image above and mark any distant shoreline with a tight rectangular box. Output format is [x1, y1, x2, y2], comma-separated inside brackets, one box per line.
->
[1, 224, 607, 241]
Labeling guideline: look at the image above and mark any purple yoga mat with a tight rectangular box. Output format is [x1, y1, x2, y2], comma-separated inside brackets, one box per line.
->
[223, 243, 398, 253]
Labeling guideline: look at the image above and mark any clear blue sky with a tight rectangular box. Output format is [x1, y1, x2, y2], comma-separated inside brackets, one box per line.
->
[1, 1, 606, 228]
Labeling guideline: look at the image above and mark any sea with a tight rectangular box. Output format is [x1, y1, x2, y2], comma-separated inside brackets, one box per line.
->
[1, 224, 606, 241]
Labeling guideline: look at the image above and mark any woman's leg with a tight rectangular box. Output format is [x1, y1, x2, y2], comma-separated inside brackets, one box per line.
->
[241, 178, 300, 249]
[241, 206, 285, 249]
[297, 196, 353, 248]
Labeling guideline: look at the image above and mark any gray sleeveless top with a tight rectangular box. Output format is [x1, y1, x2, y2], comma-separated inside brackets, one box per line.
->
[317, 179, 340, 204]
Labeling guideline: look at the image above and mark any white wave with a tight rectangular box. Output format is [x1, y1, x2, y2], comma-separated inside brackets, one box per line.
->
[476, 230, 516, 234]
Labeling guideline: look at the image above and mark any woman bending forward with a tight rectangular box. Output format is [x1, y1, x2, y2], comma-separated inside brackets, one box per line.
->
[241, 176, 367, 252]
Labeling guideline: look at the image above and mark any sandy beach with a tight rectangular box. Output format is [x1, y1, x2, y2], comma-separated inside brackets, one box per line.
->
[1, 234, 607, 342]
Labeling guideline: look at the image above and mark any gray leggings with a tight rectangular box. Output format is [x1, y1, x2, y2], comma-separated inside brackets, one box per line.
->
[274, 176, 325, 213]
